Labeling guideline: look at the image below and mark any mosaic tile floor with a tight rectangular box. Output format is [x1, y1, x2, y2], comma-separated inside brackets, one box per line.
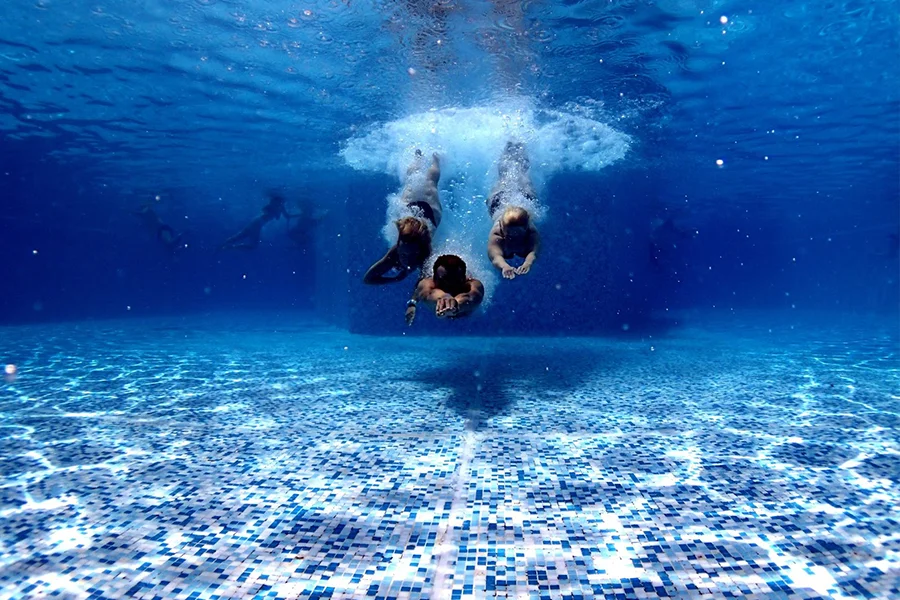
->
[0, 313, 898, 599]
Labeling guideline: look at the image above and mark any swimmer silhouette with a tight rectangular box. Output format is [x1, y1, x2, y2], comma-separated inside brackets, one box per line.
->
[287, 202, 329, 252]
[486, 142, 541, 279]
[405, 255, 484, 326]
[364, 149, 442, 284]
[649, 216, 694, 271]
[135, 203, 183, 255]
[220, 191, 293, 251]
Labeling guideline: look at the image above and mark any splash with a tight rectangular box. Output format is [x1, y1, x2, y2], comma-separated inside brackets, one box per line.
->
[341, 101, 632, 184]
[343, 101, 631, 306]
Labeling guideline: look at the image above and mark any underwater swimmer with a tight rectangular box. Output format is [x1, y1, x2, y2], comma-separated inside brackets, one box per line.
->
[364, 150, 442, 284]
[486, 142, 540, 279]
[488, 206, 540, 280]
[648, 216, 695, 272]
[220, 191, 293, 251]
[406, 254, 484, 326]
[287, 202, 329, 250]
[135, 203, 183, 255]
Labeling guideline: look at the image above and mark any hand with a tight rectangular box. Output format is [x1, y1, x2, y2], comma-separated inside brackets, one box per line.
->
[436, 295, 458, 318]
[502, 266, 516, 279]
[515, 263, 531, 276]
[405, 305, 416, 326]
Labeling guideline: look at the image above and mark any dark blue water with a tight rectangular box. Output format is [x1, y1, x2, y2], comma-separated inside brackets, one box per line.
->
[0, 2, 898, 599]
[0, 1, 896, 329]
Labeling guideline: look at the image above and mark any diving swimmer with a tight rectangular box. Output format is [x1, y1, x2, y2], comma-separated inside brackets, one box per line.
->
[135, 203, 183, 255]
[220, 191, 293, 251]
[363, 150, 442, 284]
[649, 216, 695, 273]
[486, 142, 540, 279]
[405, 254, 484, 326]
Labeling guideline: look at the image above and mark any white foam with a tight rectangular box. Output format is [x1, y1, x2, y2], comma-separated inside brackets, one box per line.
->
[343, 101, 631, 304]
[341, 101, 631, 184]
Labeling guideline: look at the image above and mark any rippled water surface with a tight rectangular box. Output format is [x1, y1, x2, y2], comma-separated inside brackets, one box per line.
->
[1, 2, 898, 598]
[1, 1, 896, 213]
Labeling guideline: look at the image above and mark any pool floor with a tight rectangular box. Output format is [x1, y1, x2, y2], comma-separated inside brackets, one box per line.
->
[0, 314, 897, 599]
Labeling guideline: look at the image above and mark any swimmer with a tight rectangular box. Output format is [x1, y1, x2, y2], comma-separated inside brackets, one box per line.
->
[364, 150, 442, 284]
[486, 142, 540, 279]
[488, 206, 540, 280]
[134, 203, 183, 255]
[220, 191, 293, 251]
[406, 254, 484, 326]
[649, 216, 694, 271]
[287, 203, 329, 251]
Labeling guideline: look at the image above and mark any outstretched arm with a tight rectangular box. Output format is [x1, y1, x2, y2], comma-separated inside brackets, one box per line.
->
[517, 224, 540, 275]
[363, 247, 409, 284]
[220, 217, 264, 250]
[488, 226, 516, 279]
[413, 278, 455, 318]
[409, 278, 483, 320]
[406, 277, 439, 325]
[453, 279, 485, 317]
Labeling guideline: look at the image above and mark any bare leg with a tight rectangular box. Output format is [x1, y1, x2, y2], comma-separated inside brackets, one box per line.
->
[427, 153, 440, 185]
[220, 218, 264, 250]
[405, 149, 425, 178]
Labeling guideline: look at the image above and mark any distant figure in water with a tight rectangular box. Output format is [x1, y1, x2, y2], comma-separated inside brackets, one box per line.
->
[486, 142, 540, 279]
[220, 191, 293, 251]
[649, 216, 694, 272]
[287, 203, 329, 254]
[364, 149, 442, 284]
[406, 254, 484, 325]
[135, 203, 183, 255]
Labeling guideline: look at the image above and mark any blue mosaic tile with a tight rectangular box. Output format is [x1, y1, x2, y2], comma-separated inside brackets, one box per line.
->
[0, 315, 897, 598]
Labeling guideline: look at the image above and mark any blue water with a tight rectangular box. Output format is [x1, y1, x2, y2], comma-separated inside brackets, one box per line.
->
[0, 1, 898, 599]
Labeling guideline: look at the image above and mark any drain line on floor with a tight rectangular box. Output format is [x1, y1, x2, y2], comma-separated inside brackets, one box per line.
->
[430, 423, 479, 599]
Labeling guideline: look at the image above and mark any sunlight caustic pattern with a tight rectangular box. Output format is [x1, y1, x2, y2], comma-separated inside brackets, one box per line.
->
[0, 317, 897, 599]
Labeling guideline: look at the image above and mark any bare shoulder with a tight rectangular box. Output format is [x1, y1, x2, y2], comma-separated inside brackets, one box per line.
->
[468, 278, 485, 297]
[415, 277, 436, 296]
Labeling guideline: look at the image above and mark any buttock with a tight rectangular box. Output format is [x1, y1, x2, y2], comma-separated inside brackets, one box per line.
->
[406, 200, 438, 229]
[487, 190, 536, 219]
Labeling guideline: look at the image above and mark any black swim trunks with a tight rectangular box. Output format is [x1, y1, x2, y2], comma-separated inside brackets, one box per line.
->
[407, 200, 437, 228]
[487, 190, 537, 220]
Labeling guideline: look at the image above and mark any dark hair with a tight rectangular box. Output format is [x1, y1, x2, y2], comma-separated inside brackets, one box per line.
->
[434, 254, 466, 274]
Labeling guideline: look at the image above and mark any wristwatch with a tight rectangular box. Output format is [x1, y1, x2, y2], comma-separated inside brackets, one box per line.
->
[407, 299, 417, 308]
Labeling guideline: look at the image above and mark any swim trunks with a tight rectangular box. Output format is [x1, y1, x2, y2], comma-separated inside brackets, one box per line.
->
[487, 190, 537, 220]
[406, 200, 437, 228]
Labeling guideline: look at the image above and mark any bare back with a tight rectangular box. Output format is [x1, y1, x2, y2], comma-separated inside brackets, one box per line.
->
[400, 153, 442, 228]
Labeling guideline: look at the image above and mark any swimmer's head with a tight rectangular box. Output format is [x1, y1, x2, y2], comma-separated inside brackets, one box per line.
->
[433, 254, 467, 287]
[501, 206, 530, 237]
[264, 191, 287, 217]
[396, 216, 431, 267]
